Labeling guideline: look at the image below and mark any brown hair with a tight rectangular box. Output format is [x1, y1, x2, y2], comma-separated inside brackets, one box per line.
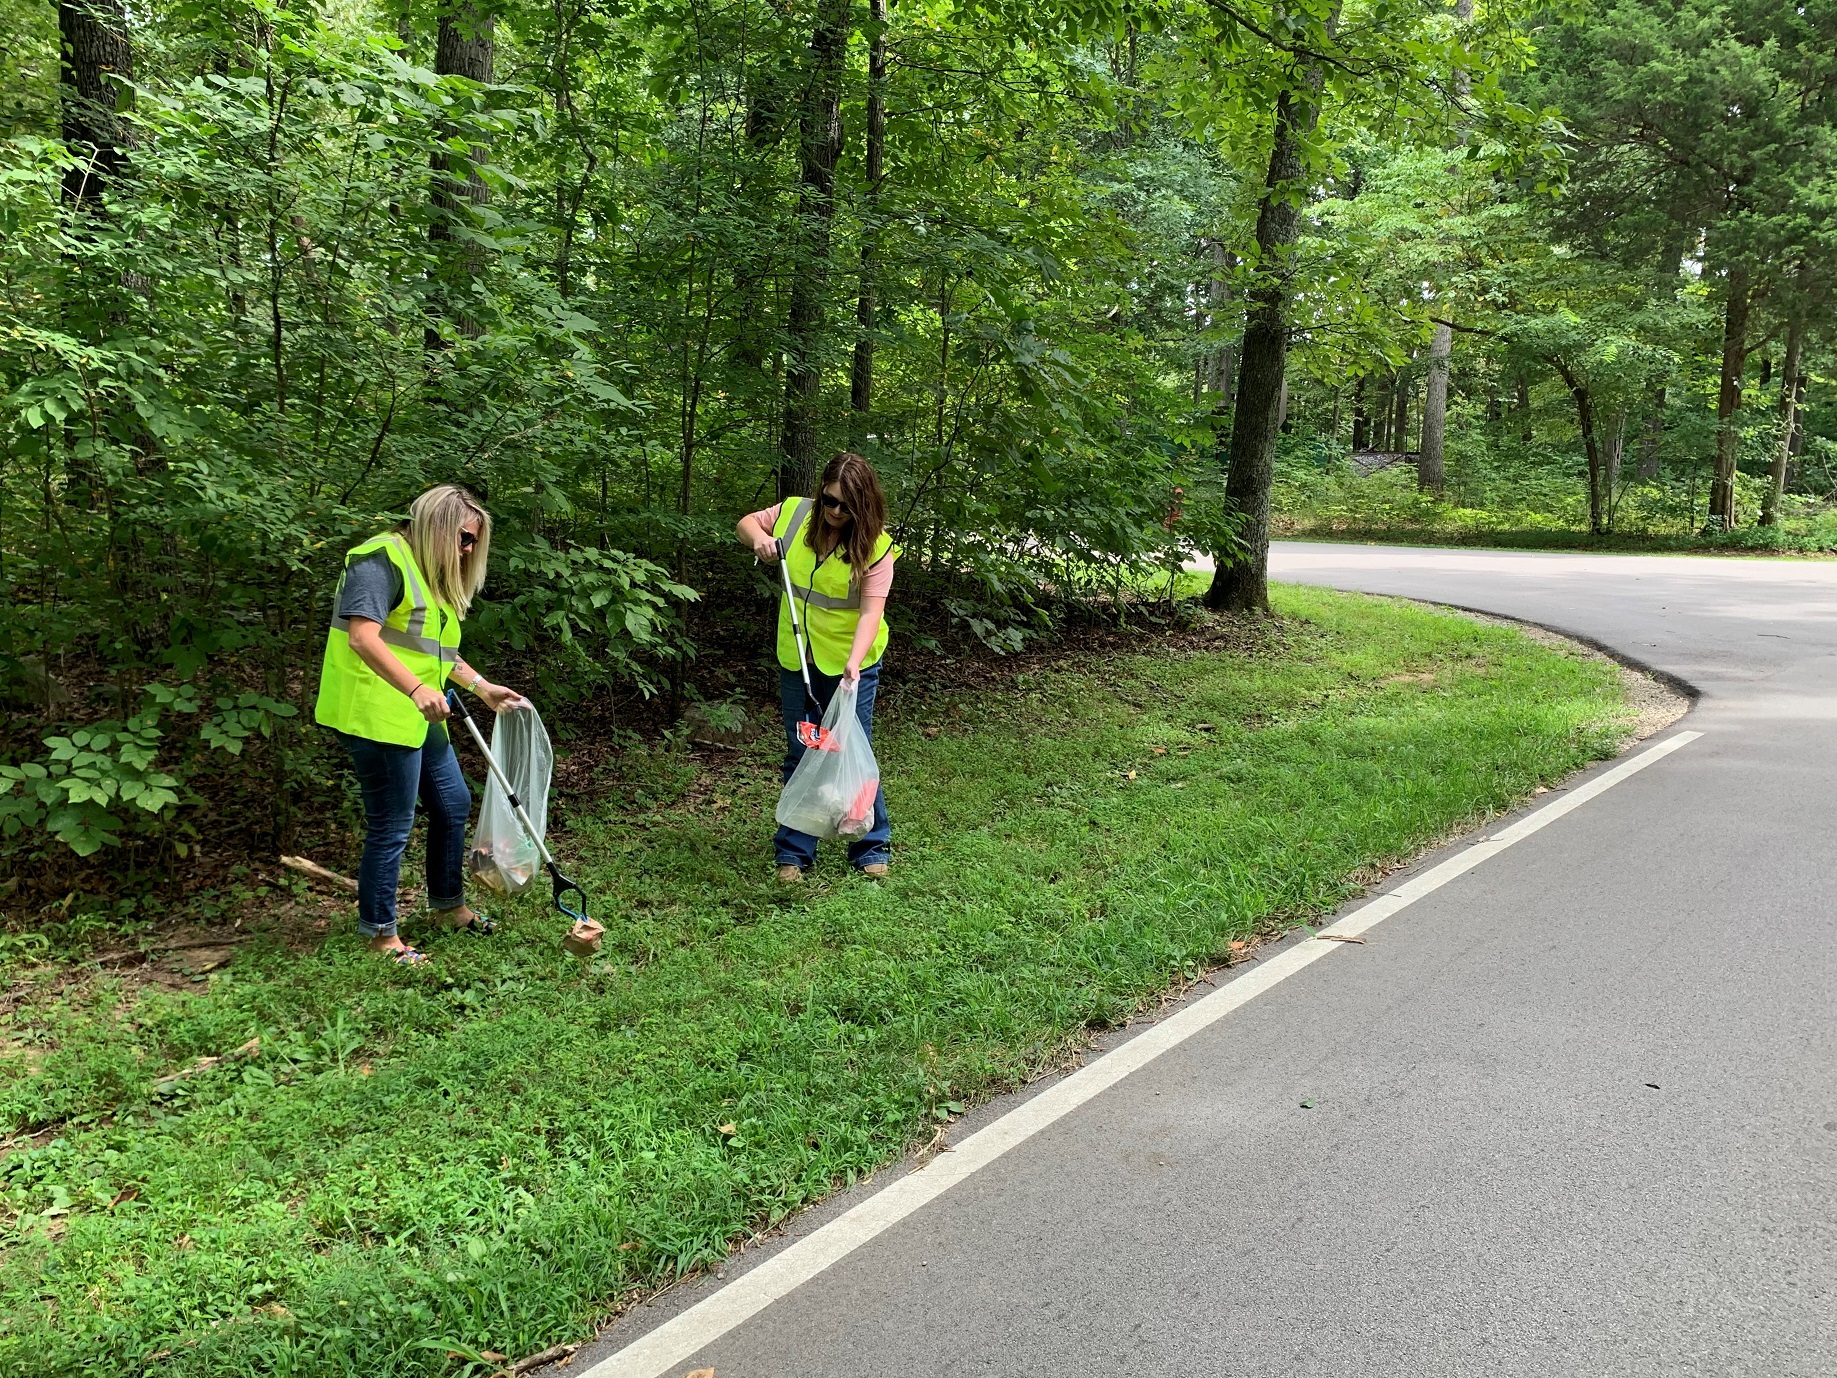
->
[405, 484, 491, 618]
[804, 451, 888, 573]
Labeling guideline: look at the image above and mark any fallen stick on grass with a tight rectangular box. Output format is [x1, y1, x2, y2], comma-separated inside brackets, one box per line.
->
[280, 855, 359, 893]
[153, 1037, 261, 1088]
[508, 1342, 579, 1374]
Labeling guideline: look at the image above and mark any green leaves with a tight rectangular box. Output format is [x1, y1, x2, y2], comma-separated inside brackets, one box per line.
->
[1, 714, 181, 855]
[199, 693, 299, 757]
[473, 540, 699, 702]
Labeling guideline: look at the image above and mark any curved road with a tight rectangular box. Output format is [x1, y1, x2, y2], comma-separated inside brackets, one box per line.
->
[575, 543, 1836, 1378]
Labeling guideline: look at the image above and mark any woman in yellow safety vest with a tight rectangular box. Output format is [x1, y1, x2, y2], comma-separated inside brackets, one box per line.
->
[737, 452, 899, 882]
[314, 485, 527, 964]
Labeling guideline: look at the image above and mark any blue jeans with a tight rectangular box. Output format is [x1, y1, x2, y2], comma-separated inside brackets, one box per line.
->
[776, 663, 891, 870]
[337, 730, 471, 939]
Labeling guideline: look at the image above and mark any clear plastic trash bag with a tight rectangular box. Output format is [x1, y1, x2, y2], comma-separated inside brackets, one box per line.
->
[775, 679, 881, 841]
[467, 704, 552, 898]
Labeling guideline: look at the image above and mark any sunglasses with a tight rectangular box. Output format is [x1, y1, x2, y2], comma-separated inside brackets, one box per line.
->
[819, 493, 849, 515]
[459, 529, 478, 551]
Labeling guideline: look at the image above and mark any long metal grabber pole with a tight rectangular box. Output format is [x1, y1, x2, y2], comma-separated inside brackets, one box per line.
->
[445, 689, 597, 949]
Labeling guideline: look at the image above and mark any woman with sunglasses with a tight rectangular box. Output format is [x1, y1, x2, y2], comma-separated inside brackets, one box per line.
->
[314, 484, 528, 964]
[737, 452, 900, 881]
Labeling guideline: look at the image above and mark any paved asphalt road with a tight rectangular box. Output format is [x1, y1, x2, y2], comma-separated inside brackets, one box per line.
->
[575, 543, 1837, 1378]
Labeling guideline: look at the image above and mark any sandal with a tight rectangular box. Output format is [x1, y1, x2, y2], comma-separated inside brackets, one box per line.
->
[388, 945, 430, 965]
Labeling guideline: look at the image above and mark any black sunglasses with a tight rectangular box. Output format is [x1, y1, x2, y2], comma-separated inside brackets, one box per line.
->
[459, 530, 478, 551]
[820, 493, 849, 515]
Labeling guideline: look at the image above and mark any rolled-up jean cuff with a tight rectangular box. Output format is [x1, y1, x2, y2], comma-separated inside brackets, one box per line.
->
[356, 918, 399, 940]
[427, 894, 465, 912]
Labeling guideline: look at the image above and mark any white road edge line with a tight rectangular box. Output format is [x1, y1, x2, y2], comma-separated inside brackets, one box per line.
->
[581, 728, 1704, 1378]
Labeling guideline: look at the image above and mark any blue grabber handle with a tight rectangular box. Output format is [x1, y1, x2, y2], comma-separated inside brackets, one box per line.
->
[447, 689, 590, 928]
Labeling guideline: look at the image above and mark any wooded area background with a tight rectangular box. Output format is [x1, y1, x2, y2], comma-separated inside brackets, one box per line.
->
[2, 0, 1833, 886]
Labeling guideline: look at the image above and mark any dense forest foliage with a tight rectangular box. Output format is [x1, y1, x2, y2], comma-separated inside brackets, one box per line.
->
[2, 0, 1833, 889]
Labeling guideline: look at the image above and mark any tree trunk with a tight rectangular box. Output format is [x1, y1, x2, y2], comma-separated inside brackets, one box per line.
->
[1418, 322, 1452, 493]
[1707, 264, 1750, 529]
[1351, 376, 1369, 450]
[1635, 385, 1665, 480]
[1415, 0, 1471, 494]
[1761, 315, 1804, 526]
[1392, 361, 1412, 452]
[777, 0, 852, 500]
[1603, 408, 1625, 530]
[60, 0, 133, 210]
[1515, 372, 1530, 441]
[428, 1, 494, 344]
[848, 0, 887, 428]
[1209, 241, 1237, 395]
[1549, 356, 1605, 535]
[733, 74, 793, 371]
[1205, 82, 1323, 614]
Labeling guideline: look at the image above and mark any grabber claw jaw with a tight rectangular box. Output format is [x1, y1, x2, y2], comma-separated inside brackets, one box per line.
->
[551, 864, 603, 956]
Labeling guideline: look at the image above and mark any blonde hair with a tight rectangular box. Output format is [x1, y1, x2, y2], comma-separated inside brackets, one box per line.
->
[405, 484, 491, 618]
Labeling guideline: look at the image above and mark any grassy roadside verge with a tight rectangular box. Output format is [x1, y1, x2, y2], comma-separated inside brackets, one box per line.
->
[1275, 523, 1837, 556]
[1, 586, 1634, 1378]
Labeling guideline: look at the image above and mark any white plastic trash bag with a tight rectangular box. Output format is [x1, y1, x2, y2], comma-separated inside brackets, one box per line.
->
[775, 680, 880, 841]
[467, 704, 552, 898]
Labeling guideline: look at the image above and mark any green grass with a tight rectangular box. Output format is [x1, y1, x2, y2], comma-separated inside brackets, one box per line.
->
[1275, 462, 1837, 555]
[0, 586, 1633, 1378]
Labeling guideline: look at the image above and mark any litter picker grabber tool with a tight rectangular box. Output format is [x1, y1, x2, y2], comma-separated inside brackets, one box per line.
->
[446, 689, 603, 956]
[775, 536, 837, 752]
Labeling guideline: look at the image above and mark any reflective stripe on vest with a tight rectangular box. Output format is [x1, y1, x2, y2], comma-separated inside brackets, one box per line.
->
[772, 498, 896, 676]
[314, 532, 463, 747]
[322, 534, 455, 659]
[777, 499, 861, 611]
[326, 618, 459, 662]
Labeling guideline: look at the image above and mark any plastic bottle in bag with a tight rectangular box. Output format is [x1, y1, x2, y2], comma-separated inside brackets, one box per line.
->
[775, 679, 880, 841]
[467, 704, 553, 897]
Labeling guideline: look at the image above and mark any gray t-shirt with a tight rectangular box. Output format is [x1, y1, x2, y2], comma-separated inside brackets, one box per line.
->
[334, 549, 446, 747]
[334, 550, 404, 625]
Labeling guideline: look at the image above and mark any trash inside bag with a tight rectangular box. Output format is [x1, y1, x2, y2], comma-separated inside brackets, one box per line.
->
[467, 703, 552, 897]
[775, 679, 880, 841]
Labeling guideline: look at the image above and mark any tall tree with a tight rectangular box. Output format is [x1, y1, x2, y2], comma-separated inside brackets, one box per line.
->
[849, 0, 888, 427]
[428, 0, 495, 343]
[1761, 313, 1805, 525]
[1706, 265, 1750, 528]
[58, 0, 132, 210]
[1418, 322, 1451, 486]
[1206, 80, 1323, 613]
[777, 0, 852, 498]
[1415, 0, 1475, 496]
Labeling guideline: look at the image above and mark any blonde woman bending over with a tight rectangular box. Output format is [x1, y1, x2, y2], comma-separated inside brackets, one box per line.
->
[314, 485, 528, 964]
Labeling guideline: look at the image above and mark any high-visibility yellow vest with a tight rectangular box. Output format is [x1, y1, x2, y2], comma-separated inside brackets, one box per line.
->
[314, 532, 461, 746]
[774, 498, 898, 676]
